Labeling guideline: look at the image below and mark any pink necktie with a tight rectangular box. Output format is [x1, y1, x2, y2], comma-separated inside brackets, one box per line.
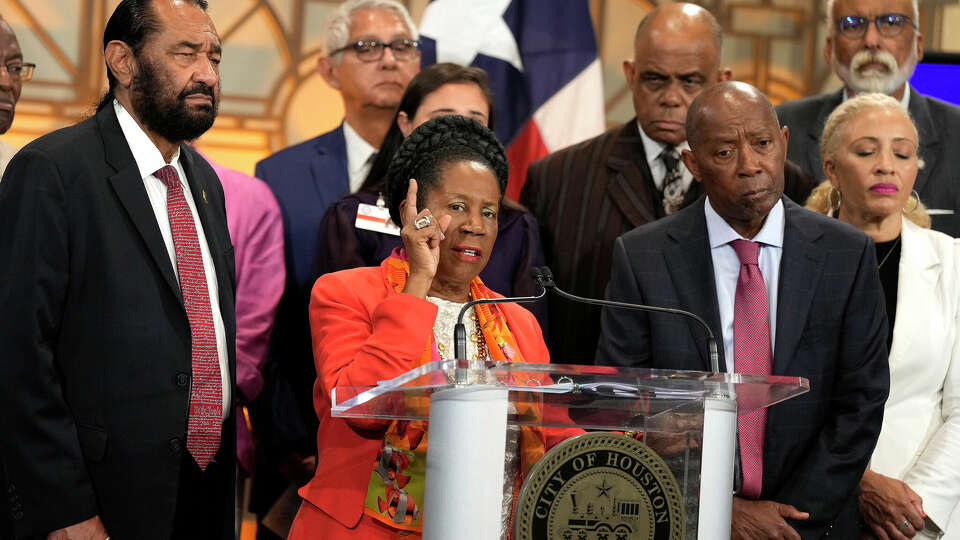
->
[730, 239, 771, 499]
[156, 165, 222, 470]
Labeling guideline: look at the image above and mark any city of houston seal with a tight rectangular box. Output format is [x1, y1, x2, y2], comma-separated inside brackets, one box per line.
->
[514, 432, 685, 540]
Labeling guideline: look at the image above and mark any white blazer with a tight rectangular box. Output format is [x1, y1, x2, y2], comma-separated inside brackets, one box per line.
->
[869, 218, 960, 538]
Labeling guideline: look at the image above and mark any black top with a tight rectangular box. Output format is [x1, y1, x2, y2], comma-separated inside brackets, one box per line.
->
[875, 236, 901, 351]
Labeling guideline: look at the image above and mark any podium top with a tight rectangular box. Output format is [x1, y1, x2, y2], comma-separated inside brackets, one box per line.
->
[332, 360, 809, 432]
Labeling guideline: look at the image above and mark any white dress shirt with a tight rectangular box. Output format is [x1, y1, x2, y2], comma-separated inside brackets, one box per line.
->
[637, 121, 694, 194]
[0, 138, 17, 181]
[842, 82, 912, 110]
[114, 100, 231, 419]
[705, 197, 784, 373]
[343, 120, 377, 193]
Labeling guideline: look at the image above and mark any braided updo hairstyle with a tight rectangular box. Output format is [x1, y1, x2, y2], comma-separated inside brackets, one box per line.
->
[385, 115, 509, 226]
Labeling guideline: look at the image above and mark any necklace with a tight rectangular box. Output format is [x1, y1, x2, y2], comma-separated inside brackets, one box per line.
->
[877, 236, 901, 269]
[434, 310, 488, 362]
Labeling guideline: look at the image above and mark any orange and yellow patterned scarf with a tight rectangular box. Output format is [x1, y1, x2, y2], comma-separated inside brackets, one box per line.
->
[362, 249, 546, 533]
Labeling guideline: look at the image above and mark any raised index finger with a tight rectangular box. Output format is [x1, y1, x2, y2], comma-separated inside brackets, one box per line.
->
[401, 178, 419, 227]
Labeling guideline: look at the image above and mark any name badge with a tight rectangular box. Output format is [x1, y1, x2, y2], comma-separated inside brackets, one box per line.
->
[355, 202, 400, 236]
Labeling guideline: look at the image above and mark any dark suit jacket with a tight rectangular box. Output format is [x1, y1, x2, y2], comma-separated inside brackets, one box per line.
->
[0, 105, 237, 538]
[250, 126, 349, 506]
[777, 87, 960, 233]
[521, 120, 815, 365]
[255, 125, 349, 291]
[597, 197, 890, 538]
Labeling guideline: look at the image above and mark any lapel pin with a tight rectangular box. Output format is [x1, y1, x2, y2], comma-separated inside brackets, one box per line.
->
[202, 189, 208, 204]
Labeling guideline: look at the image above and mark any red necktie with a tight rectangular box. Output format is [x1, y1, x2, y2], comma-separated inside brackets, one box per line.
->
[730, 239, 771, 499]
[156, 165, 222, 470]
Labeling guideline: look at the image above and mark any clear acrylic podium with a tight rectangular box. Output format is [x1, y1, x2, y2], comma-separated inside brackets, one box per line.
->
[332, 360, 808, 539]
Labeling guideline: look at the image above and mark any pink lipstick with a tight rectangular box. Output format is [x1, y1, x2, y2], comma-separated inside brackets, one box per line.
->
[869, 183, 898, 194]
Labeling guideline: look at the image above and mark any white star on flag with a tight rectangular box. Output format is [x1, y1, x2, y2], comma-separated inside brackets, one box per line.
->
[419, 0, 524, 72]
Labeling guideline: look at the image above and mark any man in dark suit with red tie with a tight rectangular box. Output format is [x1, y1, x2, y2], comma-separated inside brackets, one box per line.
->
[0, 1, 235, 538]
[597, 82, 889, 538]
[521, 3, 731, 366]
[521, 3, 815, 366]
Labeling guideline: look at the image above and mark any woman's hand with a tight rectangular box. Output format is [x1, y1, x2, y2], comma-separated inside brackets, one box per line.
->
[859, 469, 925, 539]
[399, 179, 450, 298]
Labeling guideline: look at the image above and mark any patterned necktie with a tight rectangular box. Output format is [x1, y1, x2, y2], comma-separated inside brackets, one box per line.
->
[155, 165, 222, 470]
[660, 146, 684, 215]
[730, 239, 771, 499]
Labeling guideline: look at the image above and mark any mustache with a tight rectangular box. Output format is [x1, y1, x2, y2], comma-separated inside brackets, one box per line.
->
[850, 50, 898, 73]
[178, 83, 215, 100]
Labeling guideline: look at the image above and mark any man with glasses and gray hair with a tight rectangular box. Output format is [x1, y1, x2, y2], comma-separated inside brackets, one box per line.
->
[777, 0, 960, 233]
[250, 1, 420, 537]
[0, 16, 33, 179]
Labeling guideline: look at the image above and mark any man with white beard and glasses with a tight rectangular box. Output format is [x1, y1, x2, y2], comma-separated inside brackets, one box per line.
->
[777, 0, 960, 232]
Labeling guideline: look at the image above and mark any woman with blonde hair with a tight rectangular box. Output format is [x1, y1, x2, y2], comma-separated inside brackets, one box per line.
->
[807, 92, 959, 539]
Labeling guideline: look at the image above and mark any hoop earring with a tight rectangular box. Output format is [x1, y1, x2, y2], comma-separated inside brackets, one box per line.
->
[828, 185, 842, 215]
[903, 190, 920, 214]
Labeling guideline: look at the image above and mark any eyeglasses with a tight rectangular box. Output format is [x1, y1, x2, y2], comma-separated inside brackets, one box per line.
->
[1, 62, 35, 81]
[836, 13, 916, 39]
[331, 39, 420, 62]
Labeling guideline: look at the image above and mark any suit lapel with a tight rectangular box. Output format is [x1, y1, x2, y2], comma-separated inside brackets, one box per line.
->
[908, 89, 939, 196]
[663, 199, 725, 371]
[182, 147, 237, 377]
[99, 107, 182, 302]
[181, 148, 221, 259]
[773, 200, 826, 374]
[310, 124, 349, 205]
[887, 219, 940, 371]
[803, 90, 843, 180]
[605, 121, 659, 228]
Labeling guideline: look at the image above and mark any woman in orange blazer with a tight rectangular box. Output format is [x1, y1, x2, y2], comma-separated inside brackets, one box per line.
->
[288, 116, 576, 539]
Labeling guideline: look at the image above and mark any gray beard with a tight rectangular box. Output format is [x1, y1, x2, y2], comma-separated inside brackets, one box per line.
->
[832, 47, 918, 97]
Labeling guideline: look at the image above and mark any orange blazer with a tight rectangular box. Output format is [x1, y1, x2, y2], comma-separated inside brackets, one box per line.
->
[299, 263, 573, 529]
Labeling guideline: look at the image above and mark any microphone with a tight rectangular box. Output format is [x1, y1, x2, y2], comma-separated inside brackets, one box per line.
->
[531, 266, 721, 374]
[452, 280, 547, 380]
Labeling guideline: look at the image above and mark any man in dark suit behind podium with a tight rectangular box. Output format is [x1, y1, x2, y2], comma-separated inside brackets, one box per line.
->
[521, 4, 732, 366]
[598, 82, 889, 538]
[521, 4, 814, 366]
[0, 0, 235, 538]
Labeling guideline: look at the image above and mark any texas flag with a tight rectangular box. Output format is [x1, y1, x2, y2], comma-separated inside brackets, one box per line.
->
[419, 0, 605, 201]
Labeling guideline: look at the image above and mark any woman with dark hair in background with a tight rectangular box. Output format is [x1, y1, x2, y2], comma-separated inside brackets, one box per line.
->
[315, 63, 548, 323]
[288, 115, 576, 539]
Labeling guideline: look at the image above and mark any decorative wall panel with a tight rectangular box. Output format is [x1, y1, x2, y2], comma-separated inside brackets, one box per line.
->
[0, 0, 955, 175]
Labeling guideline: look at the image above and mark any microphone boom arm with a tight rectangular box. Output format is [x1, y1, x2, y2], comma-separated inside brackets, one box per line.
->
[534, 267, 721, 374]
[453, 287, 547, 365]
